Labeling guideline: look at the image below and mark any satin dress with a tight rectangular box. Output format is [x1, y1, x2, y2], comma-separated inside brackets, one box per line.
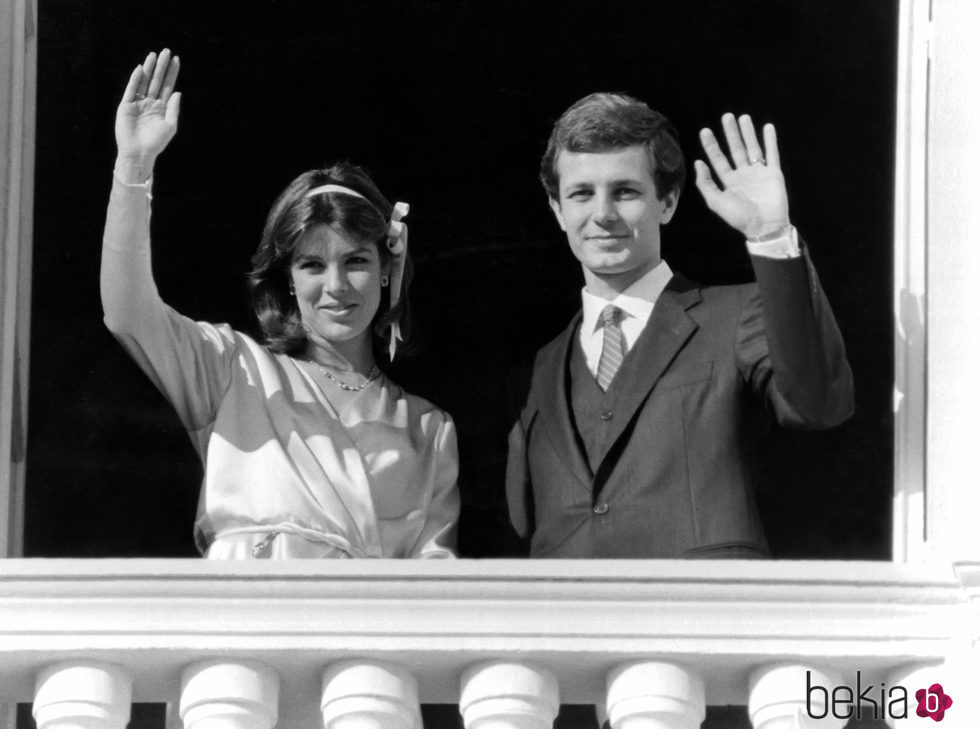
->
[104, 253, 459, 559]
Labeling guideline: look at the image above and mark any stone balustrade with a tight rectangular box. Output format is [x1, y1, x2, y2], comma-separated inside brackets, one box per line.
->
[21, 655, 973, 729]
[0, 560, 976, 729]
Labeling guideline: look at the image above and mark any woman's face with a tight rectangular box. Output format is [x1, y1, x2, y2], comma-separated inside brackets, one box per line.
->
[289, 224, 388, 347]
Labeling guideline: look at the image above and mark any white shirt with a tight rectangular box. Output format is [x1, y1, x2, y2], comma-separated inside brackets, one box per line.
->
[578, 229, 800, 376]
[580, 261, 674, 376]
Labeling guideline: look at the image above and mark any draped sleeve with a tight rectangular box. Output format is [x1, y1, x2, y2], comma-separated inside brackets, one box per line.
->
[410, 414, 460, 558]
[106, 291, 238, 440]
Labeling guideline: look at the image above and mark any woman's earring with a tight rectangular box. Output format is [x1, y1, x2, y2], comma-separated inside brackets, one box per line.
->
[381, 275, 390, 288]
[288, 283, 296, 295]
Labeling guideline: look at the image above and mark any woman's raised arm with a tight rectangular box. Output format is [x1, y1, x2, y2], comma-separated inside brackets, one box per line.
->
[101, 49, 181, 330]
[101, 51, 241, 432]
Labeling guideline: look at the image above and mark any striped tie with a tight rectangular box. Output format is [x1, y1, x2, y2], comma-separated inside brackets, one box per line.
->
[596, 305, 625, 391]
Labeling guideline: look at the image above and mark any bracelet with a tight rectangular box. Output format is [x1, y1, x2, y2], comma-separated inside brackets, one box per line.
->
[112, 169, 153, 201]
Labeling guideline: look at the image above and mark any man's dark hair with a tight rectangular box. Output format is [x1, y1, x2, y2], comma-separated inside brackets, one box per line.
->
[540, 92, 686, 202]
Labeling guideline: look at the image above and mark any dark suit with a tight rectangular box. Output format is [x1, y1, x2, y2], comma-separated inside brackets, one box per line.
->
[506, 249, 853, 558]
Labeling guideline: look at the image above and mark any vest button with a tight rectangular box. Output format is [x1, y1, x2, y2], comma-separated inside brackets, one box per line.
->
[600, 410, 613, 421]
[593, 503, 609, 515]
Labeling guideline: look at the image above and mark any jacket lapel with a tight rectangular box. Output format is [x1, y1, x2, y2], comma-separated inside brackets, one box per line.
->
[536, 312, 594, 493]
[596, 275, 702, 472]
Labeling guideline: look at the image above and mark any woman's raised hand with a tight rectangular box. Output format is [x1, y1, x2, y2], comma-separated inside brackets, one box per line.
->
[115, 49, 181, 178]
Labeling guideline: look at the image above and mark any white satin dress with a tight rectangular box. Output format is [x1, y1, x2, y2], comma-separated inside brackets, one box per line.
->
[103, 247, 459, 559]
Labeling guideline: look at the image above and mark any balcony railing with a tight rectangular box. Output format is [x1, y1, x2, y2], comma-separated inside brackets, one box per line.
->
[1, 560, 977, 729]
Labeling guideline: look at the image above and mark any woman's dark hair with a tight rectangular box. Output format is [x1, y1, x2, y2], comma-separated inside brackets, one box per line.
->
[539, 92, 686, 203]
[248, 162, 414, 358]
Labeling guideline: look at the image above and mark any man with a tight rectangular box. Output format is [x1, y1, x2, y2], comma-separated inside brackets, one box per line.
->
[506, 93, 853, 558]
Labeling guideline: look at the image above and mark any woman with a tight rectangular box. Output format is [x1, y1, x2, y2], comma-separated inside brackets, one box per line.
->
[102, 49, 459, 559]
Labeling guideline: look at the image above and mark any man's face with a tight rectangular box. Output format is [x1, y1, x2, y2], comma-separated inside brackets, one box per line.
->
[549, 145, 677, 295]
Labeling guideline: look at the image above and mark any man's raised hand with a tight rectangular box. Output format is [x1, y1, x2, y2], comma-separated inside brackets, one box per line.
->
[694, 113, 790, 239]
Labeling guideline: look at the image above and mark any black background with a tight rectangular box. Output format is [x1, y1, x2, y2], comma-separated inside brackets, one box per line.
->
[25, 1, 897, 559]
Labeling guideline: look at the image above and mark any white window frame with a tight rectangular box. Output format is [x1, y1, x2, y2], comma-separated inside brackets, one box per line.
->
[0, 0, 34, 559]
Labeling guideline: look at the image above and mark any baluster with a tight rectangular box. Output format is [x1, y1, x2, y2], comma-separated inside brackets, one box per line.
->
[748, 664, 846, 729]
[459, 661, 559, 729]
[33, 661, 132, 729]
[886, 662, 955, 729]
[604, 661, 704, 729]
[179, 660, 279, 729]
[321, 659, 421, 729]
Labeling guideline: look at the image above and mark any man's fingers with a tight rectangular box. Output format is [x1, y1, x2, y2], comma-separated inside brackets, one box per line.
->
[738, 114, 765, 164]
[160, 55, 180, 102]
[763, 123, 780, 169]
[721, 113, 749, 167]
[693, 159, 723, 205]
[699, 128, 733, 177]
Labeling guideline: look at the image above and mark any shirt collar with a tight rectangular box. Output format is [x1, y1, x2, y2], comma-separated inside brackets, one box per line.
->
[581, 260, 674, 333]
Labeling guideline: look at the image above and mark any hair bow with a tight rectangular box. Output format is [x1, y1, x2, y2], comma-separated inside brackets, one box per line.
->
[386, 202, 410, 360]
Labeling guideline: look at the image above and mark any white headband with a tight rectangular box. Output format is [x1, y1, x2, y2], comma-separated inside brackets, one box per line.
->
[305, 184, 367, 200]
[305, 184, 410, 360]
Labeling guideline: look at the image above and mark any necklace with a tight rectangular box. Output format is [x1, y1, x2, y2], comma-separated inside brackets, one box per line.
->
[307, 359, 380, 392]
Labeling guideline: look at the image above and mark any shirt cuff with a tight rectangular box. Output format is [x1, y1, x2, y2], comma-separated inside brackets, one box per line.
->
[746, 224, 800, 259]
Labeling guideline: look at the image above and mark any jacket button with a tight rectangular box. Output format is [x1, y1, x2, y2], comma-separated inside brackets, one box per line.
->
[593, 503, 609, 515]
[600, 410, 613, 421]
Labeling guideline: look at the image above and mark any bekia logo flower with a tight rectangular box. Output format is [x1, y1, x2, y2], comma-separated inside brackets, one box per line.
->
[916, 683, 953, 722]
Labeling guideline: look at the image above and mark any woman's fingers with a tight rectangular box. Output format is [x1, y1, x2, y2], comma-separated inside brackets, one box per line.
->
[146, 48, 172, 99]
[137, 51, 156, 97]
[160, 55, 180, 102]
[121, 65, 143, 103]
[125, 49, 179, 107]
[165, 92, 182, 127]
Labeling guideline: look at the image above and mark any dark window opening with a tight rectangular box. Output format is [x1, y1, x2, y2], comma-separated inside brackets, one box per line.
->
[27, 1, 897, 559]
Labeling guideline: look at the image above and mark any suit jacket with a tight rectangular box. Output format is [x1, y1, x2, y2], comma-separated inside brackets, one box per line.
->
[506, 250, 854, 558]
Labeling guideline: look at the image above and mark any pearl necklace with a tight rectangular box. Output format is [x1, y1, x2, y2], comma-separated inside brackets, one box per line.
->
[307, 359, 380, 392]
